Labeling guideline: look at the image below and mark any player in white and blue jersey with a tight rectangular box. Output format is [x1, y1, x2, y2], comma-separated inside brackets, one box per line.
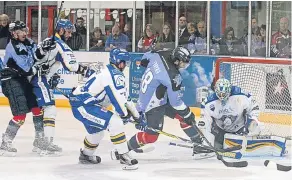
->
[68, 49, 141, 170]
[30, 19, 88, 155]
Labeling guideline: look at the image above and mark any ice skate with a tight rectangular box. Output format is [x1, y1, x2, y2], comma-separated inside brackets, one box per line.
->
[119, 152, 138, 170]
[79, 149, 101, 164]
[40, 137, 62, 156]
[0, 133, 17, 157]
[32, 132, 45, 153]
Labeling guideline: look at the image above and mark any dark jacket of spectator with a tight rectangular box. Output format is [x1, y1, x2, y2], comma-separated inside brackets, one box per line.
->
[218, 27, 245, 56]
[0, 14, 10, 49]
[66, 32, 83, 51]
[89, 27, 106, 52]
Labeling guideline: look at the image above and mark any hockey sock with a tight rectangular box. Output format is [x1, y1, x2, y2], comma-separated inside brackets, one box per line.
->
[175, 114, 201, 142]
[43, 117, 55, 141]
[32, 108, 44, 138]
[5, 119, 22, 141]
[110, 132, 128, 154]
[83, 132, 104, 156]
[127, 132, 158, 151]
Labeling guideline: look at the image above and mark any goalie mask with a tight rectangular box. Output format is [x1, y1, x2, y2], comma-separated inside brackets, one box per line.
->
[214, 78, 232, 101]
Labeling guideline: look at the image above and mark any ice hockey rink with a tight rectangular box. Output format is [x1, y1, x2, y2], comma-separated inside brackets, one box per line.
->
[0, 106, 291, 180]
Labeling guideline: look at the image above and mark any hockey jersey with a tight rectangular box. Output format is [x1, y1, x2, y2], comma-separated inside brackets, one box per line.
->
[136, 50, 187, 113]
[72, 64, 128, 117]
[37, 33, 80, 79]
[201, 86, 260, 133]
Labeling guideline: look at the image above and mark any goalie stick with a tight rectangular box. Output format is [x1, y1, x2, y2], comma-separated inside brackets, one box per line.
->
[169, 142, 243, 159]
[192, 122, 248, 168]
[264, 160, 291, 172]
[130, 121, 242, 153]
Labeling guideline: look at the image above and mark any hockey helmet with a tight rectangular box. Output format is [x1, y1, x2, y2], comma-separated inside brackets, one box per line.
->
[56, 19, 75, 32]
[170, 46, 191, 69]
[9, 21, 28, 32]
[109, 48, 131, 71]
[214, 78, 232, 101]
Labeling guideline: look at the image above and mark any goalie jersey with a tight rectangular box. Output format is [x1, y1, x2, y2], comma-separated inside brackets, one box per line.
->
[201, 86, 260, 133]
[72, 64, 128, 117]
[136, 50, 187, 113]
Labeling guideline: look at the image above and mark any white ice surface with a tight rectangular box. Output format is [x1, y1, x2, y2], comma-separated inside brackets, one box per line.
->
[0, 106, 291, 180]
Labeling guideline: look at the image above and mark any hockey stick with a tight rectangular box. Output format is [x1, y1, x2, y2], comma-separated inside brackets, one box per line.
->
[169, 142, 243, 159]
[131, 121, 242, 153]
[264, 160, 291, 172]
[192, 122, 248, 168]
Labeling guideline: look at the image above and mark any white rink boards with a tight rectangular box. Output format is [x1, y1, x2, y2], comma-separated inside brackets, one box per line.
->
[0, 106, 291, 180]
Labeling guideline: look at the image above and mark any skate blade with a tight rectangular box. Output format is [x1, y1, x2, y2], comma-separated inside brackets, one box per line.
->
[192, 152, 216, 160]
[39, 150, 62, 157]
[32, 147, 42, 153]
[122, 164, 138, 170]
[78, 160, 101, 164]
[0, 150, 16, 157]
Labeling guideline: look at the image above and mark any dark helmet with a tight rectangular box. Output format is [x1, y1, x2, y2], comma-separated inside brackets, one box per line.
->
[9, 21, 27, 32]
[170, 46, 191, 64]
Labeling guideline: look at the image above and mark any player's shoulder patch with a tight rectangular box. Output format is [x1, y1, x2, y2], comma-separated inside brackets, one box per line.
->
[107, 64, 125, 90]
[230, 86, 251, 98]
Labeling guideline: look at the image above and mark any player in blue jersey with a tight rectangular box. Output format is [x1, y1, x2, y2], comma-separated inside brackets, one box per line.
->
[0, 21, 55, 156]
[68, 49, 141, 170]
[127, 46, 203, 154]
[30, 19, 88, 155]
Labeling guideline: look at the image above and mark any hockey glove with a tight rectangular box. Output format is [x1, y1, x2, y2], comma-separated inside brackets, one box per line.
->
[39, 38, 56, 54]
[49, 73, 60, 89]
[76, 64, 89, 77]
[134, 112, 147, 131]
[120, 109, 132, 125]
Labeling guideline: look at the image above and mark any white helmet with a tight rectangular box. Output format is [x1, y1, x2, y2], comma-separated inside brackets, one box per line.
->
[214, 78, 232, 101]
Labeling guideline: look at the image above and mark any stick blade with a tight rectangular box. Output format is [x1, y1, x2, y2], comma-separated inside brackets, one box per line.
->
[264, 160, 291, 172]
[223, 160, 248, 168]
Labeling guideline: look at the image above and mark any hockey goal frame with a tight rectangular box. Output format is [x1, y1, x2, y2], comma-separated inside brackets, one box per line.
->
[215, 57, 292, 81]
[214, 57, 292, 139]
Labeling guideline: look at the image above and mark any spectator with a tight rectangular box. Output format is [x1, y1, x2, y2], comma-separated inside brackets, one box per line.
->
[178, 15, 190, 46]
[271, 17, 291, 58]
[105, 25, 130, 51]
[66, 18, 86, 51]
[218, 26, 244, 56]
[188, 21, 207, 54]
[0, 14, 10, 49]
[137, 24, 156, 52]
[156, 22, 175, 50]
[89, 27, 106, 52]
[252, 24, 266, 57]
[124, 22, 132, 48]
[251, 17, 260, 35]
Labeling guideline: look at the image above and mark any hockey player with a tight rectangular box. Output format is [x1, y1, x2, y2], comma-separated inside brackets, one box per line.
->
[200, 78, 287, 157]
[127, 46, 203, 153]
[200, 78, 261, 148]
[68, 48, 140, 170]
[30, 19, 88, 155]
[0, 21, 55, 156]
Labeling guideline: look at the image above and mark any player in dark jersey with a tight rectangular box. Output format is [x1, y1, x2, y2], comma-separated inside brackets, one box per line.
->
[127, 46, 203, 154]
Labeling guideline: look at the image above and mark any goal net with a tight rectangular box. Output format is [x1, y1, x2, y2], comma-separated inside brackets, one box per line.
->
[215, 57, 292, 139]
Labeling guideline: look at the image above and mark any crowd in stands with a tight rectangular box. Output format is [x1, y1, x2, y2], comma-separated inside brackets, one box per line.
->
[0, 13, 291, 58]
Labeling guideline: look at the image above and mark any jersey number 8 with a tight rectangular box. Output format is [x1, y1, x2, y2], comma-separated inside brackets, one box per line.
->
[141, 69, 153, 93]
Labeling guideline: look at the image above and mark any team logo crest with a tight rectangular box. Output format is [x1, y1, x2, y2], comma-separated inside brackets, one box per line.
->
[173, 74, 182, 87]
[136, 60, 141, 69]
